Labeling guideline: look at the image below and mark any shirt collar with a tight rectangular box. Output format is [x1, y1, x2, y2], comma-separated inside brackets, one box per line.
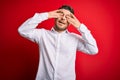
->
[51, 27, 69, 34]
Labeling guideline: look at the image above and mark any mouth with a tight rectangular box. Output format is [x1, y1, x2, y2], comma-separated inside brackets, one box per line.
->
[58, 20, 66, 25]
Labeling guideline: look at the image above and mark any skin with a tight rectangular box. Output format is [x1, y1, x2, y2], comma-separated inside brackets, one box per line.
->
[48, 9, 81, 33]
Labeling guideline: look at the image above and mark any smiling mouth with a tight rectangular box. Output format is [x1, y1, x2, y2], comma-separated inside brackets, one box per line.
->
[58, 21, 66, 24]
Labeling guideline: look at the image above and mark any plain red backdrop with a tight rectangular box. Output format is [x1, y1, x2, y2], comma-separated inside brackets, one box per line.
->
[0, 0, 120, 80]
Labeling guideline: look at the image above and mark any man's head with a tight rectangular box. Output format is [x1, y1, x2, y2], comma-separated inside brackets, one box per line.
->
[54, 5, 74, 32]
[59, 5, 74, 14]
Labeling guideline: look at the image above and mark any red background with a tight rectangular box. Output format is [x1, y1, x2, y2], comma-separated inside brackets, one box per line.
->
[1, 0, 120, 80]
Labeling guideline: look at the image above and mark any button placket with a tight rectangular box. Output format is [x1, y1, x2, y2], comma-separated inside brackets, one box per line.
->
[54, 33, 61, 80]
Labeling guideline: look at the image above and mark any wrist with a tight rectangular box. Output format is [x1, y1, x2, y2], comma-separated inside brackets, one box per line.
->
[75, 23, 81, 29]
[48, 12, 53, 19]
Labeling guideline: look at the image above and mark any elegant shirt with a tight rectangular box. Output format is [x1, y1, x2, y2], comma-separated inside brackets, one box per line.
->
[18, 12, 98, 80]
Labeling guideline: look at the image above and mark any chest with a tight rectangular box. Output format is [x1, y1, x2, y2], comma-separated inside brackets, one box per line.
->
[40, 32, 78, 54]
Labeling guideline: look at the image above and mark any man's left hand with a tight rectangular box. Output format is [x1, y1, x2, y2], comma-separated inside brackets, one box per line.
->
[66, 13, 81, 29]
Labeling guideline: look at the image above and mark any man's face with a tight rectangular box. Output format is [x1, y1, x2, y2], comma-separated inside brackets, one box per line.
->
[55, 9, 71, 31]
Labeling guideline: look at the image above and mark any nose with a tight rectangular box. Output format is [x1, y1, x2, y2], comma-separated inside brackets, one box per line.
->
[61, 15, 66, 20]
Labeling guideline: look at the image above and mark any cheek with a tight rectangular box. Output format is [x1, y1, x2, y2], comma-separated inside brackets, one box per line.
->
[66, 23, 69, 26]
[66, 21, 70, 26]
[55, 19, 59, 24]
[55, 18, 60, 23]
[57, 17, 62, 20]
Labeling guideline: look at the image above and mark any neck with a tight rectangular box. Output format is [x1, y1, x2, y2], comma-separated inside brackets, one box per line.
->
[54, 26, 66, 33]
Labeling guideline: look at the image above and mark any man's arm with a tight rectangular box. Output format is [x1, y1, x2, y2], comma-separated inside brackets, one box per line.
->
[18, 13, 48, 43]
[66, 14, 98, 54]
[18, 10, 62, 43]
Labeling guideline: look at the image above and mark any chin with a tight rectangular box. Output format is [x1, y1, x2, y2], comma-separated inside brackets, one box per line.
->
[60, 28, 67, 31]
[58, 25, 67, 29]
[58, 27, 67, 31]
[55, 25, 67, 31]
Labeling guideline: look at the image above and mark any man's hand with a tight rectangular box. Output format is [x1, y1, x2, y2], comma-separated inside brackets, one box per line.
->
[48, 10, 63, 19]
[66, 13, 81, 29]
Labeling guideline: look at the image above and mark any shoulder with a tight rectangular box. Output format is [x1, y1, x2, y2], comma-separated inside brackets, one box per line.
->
[68, 32, 82, 39]
[36, 28, 52, 35]
[36, 28, 49, 32]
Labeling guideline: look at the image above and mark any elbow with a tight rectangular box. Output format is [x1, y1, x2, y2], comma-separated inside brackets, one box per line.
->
[92, 49, 98, 55]
[88, 47, 99, 55]
[18, 27, 24, 35]
[18, 27, 25, 37]
[18, 27, 21, 34]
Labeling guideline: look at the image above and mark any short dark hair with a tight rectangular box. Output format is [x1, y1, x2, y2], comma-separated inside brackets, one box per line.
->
[59, 5, 74, 14]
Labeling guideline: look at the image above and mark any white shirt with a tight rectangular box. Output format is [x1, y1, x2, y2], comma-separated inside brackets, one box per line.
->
[18, 13, 98, 80]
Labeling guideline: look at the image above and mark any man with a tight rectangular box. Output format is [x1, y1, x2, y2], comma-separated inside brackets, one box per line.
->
[18, 5, 98, 80]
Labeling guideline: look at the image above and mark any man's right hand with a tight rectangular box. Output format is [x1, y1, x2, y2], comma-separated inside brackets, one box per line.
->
[48, 10, 63, 19]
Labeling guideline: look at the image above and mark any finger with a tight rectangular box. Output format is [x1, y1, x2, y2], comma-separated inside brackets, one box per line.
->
[54, 9, 60, 12]
[55, 13, 64, 18]
[52, 10, 63, 18]
[57, 13, 63, 17]
[52, 10, 62, 14]
[56, 10, 61, 13]
[56, 11, 64, 16]
[66, 14, 74, 20]
[66, 15, 73, 20]
[70, 13, 77, 19]
[56, 9, 63, 13]
[66, 16, 73, 23]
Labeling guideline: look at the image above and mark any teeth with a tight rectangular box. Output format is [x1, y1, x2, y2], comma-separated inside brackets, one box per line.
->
[59, 21, 65, 24]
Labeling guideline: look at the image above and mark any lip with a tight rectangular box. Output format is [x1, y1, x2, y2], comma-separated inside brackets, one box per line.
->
[58, 21, 65, 24]
[58, 21, 64, 26]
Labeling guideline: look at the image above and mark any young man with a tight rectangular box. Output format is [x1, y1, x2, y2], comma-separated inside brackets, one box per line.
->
[18, 5, 98, 80]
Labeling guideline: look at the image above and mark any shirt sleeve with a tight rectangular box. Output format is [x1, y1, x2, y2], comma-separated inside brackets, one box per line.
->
[18, 12, 48, 43]
[77, 24, 98, 55]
